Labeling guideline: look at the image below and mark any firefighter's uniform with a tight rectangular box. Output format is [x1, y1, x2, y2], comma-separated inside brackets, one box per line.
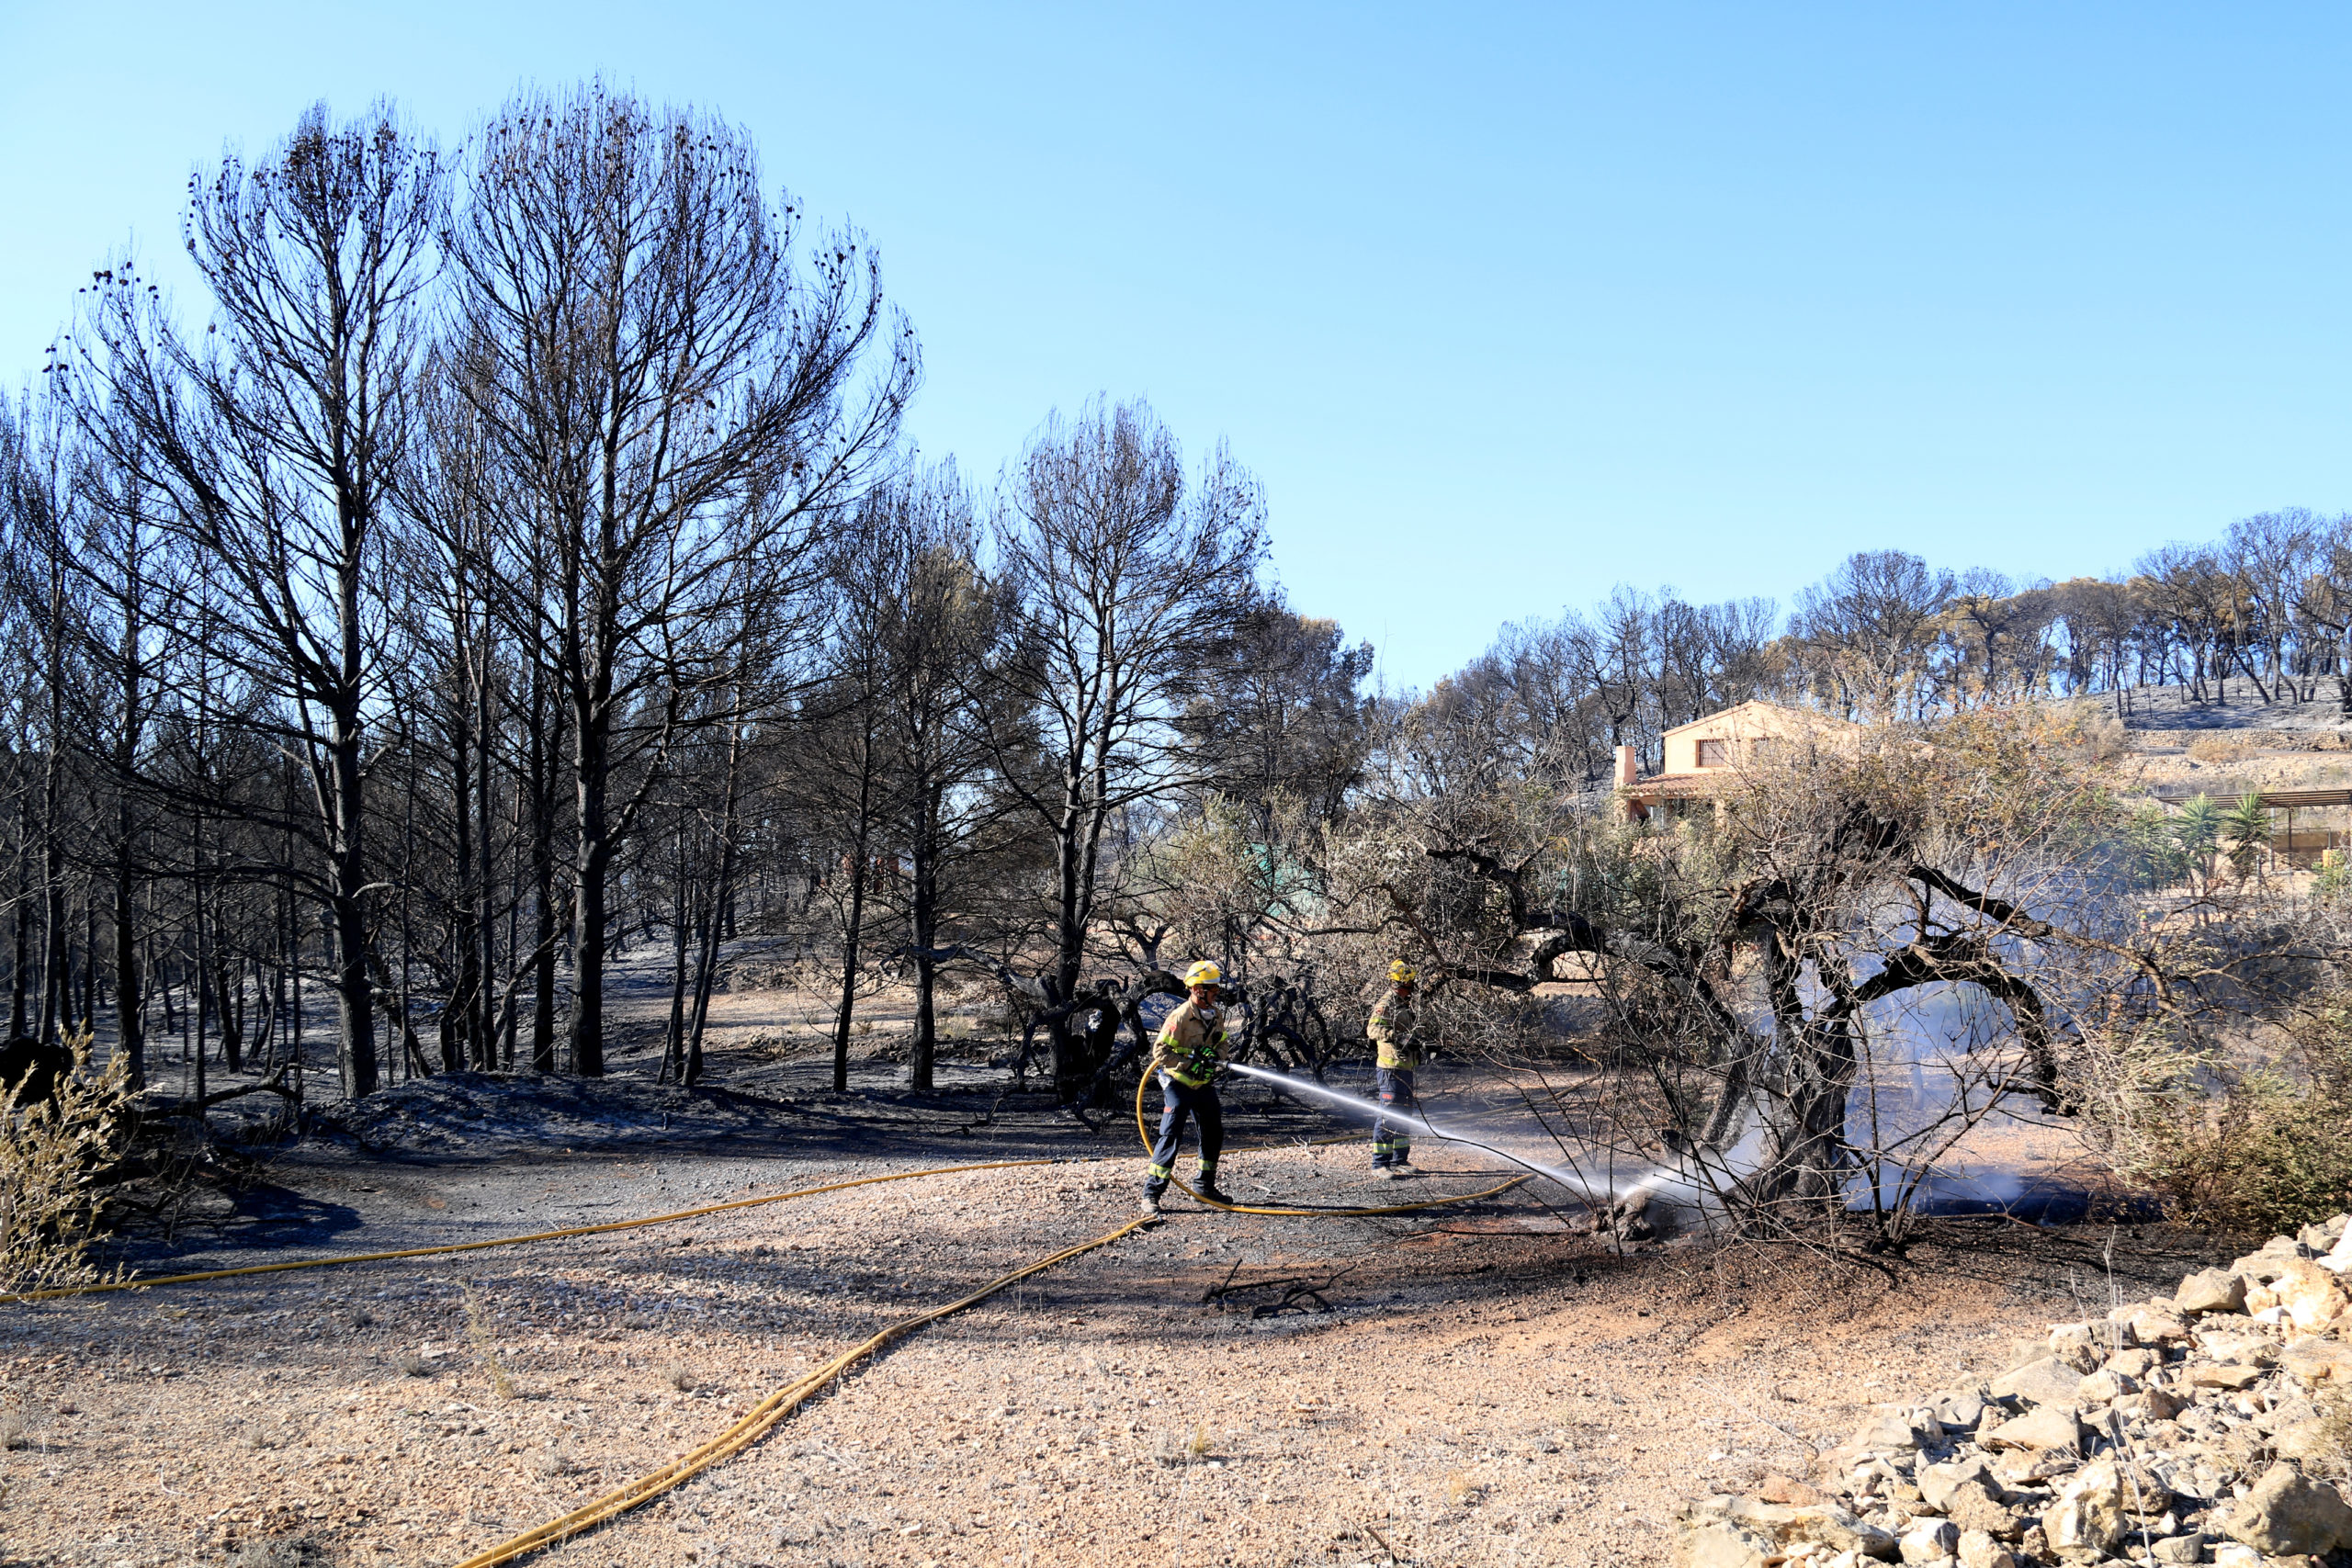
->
[1142, 987, 1231, 1207]
[1367, 979, 1423, 1174]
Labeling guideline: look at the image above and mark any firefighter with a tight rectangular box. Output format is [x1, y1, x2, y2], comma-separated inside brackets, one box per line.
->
[1140, 960, 1236, 1213]
[1368, 960, 1424, 1178]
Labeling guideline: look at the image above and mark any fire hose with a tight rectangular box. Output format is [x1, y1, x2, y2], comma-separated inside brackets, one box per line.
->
[5, 1089, 1529, 1564]
[1131, 1069, 1527, 1215]
[450, 1211, 1158, 1568]
[0, 1095, 1471, 1308]
[454, 1089, 1528, 1565]
[0, 1157, 1071, 1305]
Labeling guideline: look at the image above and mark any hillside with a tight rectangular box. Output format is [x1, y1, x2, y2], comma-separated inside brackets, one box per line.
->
[2058, 685, 2352, 806]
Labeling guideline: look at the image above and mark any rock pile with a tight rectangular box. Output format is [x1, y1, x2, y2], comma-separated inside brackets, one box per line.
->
[1676, 1215, 2352, 1567]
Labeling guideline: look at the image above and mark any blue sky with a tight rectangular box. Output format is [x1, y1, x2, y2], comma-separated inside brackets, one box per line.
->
[4, 4, 2347, 691]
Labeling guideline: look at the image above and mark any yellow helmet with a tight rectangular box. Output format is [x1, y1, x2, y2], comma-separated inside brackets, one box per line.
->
[1183, 960, 1223, 989]
[1388, 961, 1418, 985]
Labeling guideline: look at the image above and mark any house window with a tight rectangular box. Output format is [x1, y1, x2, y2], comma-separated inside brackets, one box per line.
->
[1697, 739, 1728, 768]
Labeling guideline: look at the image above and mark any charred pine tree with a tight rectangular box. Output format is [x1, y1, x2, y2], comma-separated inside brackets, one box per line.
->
[978, 400, 1264, 1100]
[68, 107, 445, 1100]
[449, 84, 911, 1077]
[863, 465, 1010, 1090]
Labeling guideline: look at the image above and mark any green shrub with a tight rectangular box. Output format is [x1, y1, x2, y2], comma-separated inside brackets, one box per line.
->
[2119, 1003, 2352, 1237]
[2319, 855, 2352, 904]
[2120, 804, 2190, 890]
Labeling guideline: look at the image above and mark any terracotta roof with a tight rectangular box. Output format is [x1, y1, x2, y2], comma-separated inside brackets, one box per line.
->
[1619, 773, 1726, 799]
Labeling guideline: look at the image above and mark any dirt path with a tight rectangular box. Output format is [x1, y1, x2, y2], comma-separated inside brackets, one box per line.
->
[0, 967, 2228, 1568]
[0, 1083, 2222, 1566]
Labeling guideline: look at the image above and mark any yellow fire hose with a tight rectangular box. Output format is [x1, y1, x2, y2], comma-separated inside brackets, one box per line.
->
[0, 1113, 1379, 1307]
[1132, 1071, 1527, 1215]
[2, 1078, 1532, 1566]
[451, 1211, 1157, 1568]
[453, 1084, 1529, 1565]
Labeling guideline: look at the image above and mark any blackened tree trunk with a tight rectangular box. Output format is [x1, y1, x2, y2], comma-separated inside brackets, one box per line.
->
[568, 691, 612, 1079]
[8, 792, 28, 1040]
[832, 786, 875, 1095]
[684, 708, 748, 1086]
[908, 807, 940, 1091]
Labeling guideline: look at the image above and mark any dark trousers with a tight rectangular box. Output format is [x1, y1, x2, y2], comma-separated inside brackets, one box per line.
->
[1374, 1066, 1417, 1167]
[1144, 1074, 1224, 1193]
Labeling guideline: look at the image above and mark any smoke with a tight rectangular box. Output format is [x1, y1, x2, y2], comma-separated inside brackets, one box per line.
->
[1841, 977, 2064, 1215]
[1226, 957, 2082, 1225]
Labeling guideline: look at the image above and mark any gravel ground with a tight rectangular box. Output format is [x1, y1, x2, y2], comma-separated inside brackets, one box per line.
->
[0, 974, 2230, 1568]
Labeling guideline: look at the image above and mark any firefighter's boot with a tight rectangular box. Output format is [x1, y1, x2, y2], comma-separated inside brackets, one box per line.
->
[1195, 1163, 1236, 1207]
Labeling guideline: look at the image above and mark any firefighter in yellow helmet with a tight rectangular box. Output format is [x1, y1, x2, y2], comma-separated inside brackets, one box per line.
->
[1140, 960, 1236, 1213]
[1368, 961, 1424, 1178]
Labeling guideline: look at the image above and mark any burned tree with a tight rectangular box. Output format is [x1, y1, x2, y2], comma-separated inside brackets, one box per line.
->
[1341, 708, 2179, 1237]
[848, 465, 1012, 1090]
[978, 400, 1264, 1101]
[448, 84, 913, 1076]
[65, 106, 445, 1099]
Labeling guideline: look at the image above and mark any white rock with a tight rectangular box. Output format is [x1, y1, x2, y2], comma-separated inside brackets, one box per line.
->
[1917, 1457, 1996, 1513]
[1954, 1529, 2018, 1568]
[2044, 1456, 2128, 1558]
[1898, 1518, 1958, 1562]
[2324, 1222, 2352, 1273]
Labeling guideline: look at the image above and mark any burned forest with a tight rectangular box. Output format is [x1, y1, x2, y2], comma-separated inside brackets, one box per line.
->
[8, 85, 2352, 1568]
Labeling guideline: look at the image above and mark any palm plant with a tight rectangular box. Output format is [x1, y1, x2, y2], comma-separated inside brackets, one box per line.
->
[2173, 794, 2222, 892]
[2221, 793, 2273, 885]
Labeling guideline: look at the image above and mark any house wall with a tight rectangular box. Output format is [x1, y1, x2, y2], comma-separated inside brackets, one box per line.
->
[1656, 703, 1859, 776]
[1660, 722, 1780, 773]
[1662, 729, 1746, 773]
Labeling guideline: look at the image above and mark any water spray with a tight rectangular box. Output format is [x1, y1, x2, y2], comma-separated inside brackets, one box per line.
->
[1130, 1069, 1527, 1217]
[1220, 1062, 1639, 1208]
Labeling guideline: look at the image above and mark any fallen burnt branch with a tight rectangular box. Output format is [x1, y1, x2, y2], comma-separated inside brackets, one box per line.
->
[1203, 1259, 1359, 1317]
[152, 1069, 300, 1117]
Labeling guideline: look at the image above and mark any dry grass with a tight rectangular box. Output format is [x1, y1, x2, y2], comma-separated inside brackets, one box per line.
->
[0, 1031, 133, 1299]
[1148, 1422, 1216, 1465]
[461, 1286, 521, 1401]
[0, 1394, 46, 1450]
[2187, 733, 2264, 763]
[2300, 1389, 2352, 1492]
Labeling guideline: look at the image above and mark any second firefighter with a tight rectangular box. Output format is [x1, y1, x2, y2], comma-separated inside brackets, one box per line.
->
[1369, 961, 1425, 1178]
